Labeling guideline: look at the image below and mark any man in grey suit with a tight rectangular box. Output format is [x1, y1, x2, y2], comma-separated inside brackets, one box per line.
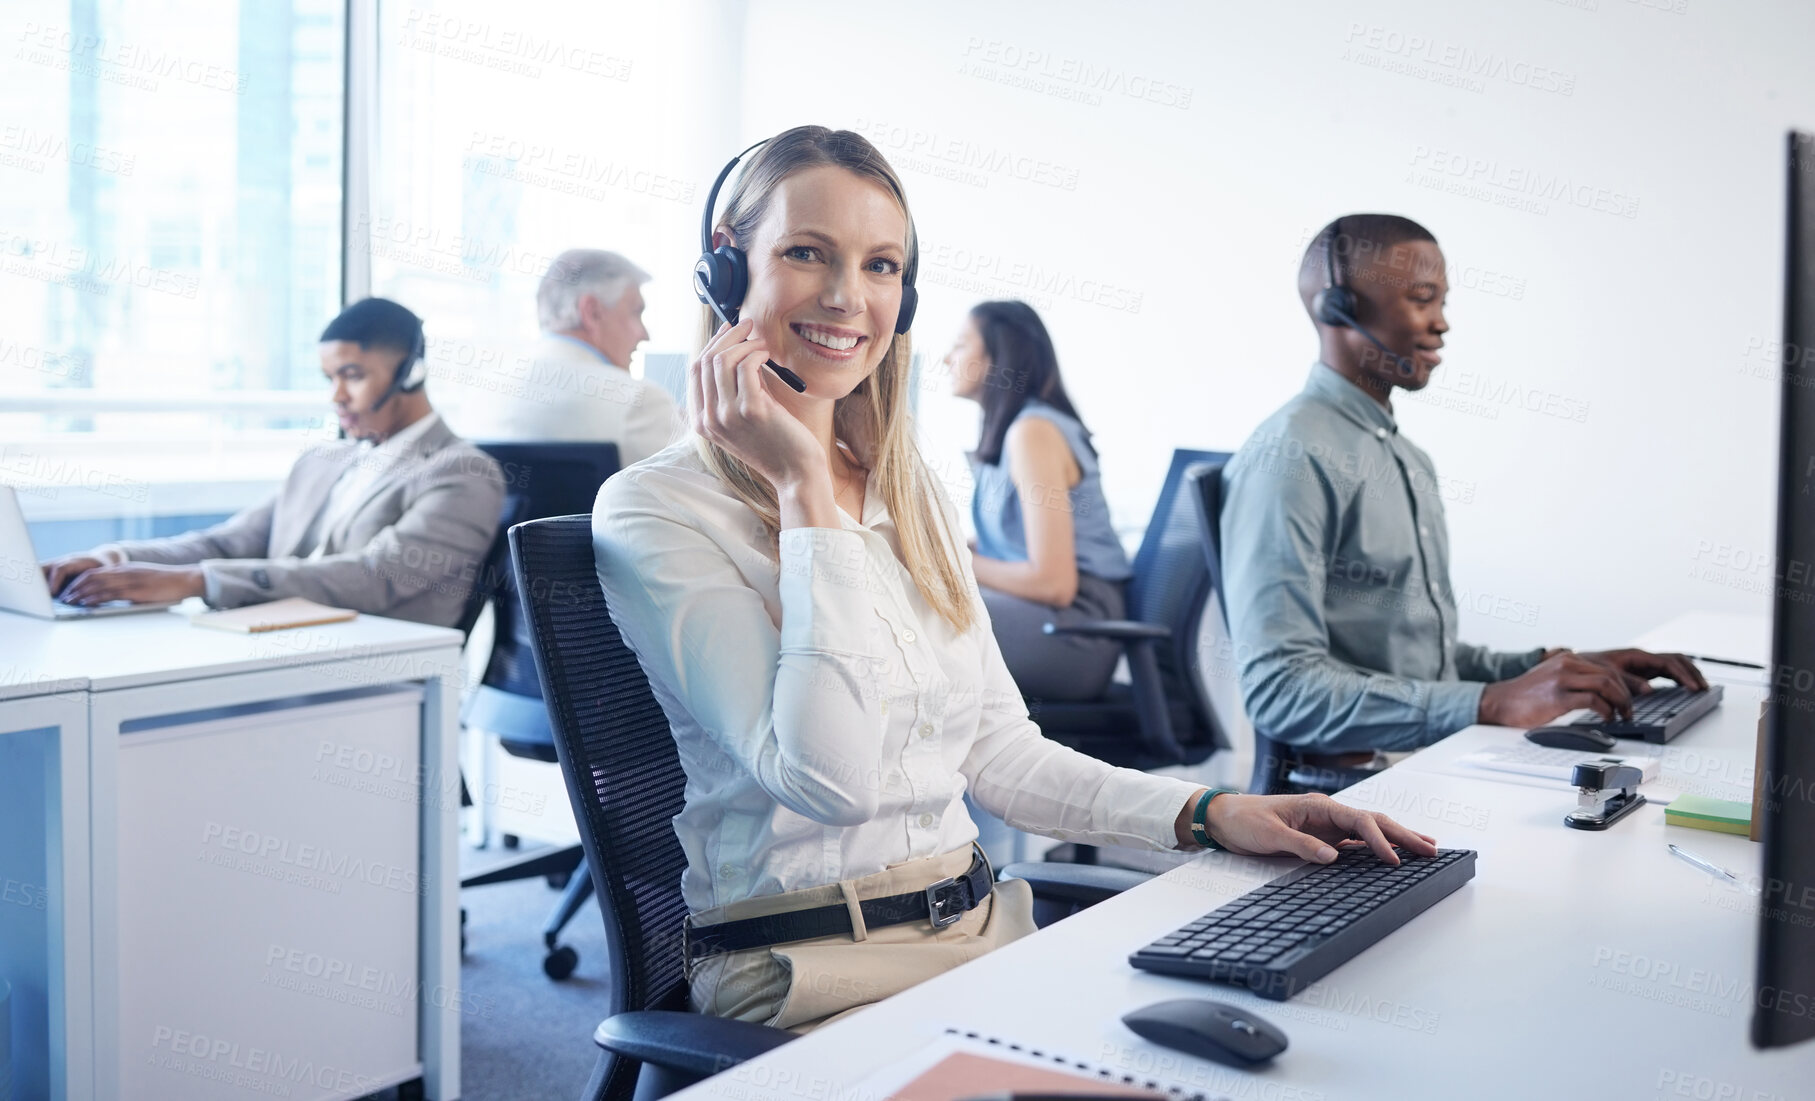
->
[41, 298, 506, 628]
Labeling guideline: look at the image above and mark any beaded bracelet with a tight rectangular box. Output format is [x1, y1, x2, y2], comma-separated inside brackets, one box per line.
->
[1191, 787, 1239, 850]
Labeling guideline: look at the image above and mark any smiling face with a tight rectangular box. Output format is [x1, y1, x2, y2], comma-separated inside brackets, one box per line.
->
[944, 318, 990, 401]
[729, 164, 910, 402]
[1345, 239, 1450, 393]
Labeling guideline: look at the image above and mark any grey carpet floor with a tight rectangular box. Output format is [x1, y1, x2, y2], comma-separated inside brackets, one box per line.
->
[354, 851, 608, 1101]
[456, 865, 611, 1100]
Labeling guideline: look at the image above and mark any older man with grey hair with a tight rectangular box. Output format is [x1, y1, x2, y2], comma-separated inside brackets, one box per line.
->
[446, 248, 680, 464]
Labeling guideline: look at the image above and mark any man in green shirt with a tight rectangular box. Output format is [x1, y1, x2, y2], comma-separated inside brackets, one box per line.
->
[1220, 214, 1705, 758]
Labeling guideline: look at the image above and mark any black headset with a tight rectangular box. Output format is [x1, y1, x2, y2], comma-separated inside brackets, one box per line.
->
[693, 136, 920, 340]
[370, 321, 427, 412]
[1311, 216, 1414, 376]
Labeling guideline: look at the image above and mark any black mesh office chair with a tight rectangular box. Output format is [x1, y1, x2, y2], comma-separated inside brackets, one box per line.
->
[1029, 448, 1232, 771]
[1187, 461, 1383, 796]
[510, 515, 801, 1101]
[459, 442, 619, 980]
[511, 514, 1162, 1100]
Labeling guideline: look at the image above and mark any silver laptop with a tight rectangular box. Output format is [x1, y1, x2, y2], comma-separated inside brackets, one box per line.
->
[0, 486, 181, 619]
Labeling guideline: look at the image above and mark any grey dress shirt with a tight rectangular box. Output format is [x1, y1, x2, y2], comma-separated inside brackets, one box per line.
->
[1220, 363, 1544, 752]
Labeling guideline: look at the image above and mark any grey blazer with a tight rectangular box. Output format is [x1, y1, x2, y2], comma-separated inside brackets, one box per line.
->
[101, 416, 505, 628]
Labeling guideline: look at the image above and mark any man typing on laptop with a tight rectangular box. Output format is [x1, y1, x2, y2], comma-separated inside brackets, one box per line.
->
[39, 298, 505, 628]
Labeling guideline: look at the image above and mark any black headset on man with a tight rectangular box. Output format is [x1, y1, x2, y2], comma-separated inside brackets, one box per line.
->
[1310, 216, 1415, 377]
[692, 134, 919, 393]
[320, 296, 429, 420]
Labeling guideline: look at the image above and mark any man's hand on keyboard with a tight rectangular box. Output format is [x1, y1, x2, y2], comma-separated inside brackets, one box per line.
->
[1574, 648, 1709, 694]
[1479, 652, 1636, 727]
[1205, 793, 1439, 866]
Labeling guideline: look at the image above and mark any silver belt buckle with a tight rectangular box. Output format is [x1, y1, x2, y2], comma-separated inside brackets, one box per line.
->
[924, 876, 963, 928]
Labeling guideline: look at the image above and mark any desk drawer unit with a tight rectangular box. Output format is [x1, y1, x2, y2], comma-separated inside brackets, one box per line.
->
[114, 688, 424, 1100]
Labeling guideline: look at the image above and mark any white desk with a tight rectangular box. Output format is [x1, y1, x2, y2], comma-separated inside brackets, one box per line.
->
[673, 614, 1813, 1101]
[0, 607, 466, 1101]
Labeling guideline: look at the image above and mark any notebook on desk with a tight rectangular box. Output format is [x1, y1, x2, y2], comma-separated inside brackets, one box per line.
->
[848, 1031, 1176, 1101]
[189, 597, 358, 633]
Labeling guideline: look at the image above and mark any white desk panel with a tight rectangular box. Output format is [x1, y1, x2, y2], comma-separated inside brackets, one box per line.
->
[670, 615, 1811, 1101]
[0, 608, 467, 1100]
[0, 604, 462, 693]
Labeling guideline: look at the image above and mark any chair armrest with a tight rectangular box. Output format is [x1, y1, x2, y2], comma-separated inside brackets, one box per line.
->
[594, 1010, 796, 1077]
[1041, 618, 1171, 641]
[998, 862, 1154, 907]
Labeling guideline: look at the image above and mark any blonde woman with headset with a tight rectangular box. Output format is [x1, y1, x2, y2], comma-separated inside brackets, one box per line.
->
[592, 125, 1437, 1033]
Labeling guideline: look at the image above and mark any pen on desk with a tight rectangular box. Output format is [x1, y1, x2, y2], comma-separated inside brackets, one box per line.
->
[1669, 843, 1739, 882]
[1685, 653, 1766, 671]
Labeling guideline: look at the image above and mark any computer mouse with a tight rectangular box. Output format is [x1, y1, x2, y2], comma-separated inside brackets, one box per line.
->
[1526, 725, 1618, 752]
[1121, 998, 1288, 1067]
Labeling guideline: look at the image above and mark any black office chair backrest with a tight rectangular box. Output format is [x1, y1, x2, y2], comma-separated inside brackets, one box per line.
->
[510, 514, 690, 1101]
[455, 494, 530, 641]
[475, 442, 620, 698]
[1126, 448, 1232, 747]
[1186, 459, 1232, 630]
[1187, 459, 1291, 795]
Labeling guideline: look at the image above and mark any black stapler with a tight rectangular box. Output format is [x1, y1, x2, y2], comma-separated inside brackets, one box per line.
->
[1563, 760, 1647, 830]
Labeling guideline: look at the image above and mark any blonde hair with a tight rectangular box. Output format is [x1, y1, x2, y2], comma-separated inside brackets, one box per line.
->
[696, 125, 974, 634]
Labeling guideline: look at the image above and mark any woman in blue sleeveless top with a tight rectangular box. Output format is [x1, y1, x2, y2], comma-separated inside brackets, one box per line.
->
[947, 301, 1132, 703]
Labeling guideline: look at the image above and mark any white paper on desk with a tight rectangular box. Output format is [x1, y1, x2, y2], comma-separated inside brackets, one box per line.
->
[847, 1029, 1235, 1101]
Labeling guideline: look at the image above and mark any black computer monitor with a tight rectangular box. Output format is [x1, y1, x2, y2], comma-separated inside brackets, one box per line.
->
[1755, 129, 1815, 1050]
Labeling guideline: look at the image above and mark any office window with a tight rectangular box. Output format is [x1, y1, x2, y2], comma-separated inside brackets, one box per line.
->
[0, 1, 345, 501]
[370, 0, 727, 433]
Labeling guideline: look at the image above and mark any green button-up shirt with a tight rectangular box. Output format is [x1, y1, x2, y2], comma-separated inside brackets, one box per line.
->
[1220, 363, 1544, 752]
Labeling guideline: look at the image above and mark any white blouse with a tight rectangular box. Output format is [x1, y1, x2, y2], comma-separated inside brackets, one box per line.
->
[592, 439, 1201, 914]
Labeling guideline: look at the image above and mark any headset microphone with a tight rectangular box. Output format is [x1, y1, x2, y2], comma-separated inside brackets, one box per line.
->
[370, 321, 427, 412]
[693, 134, 921, 394]
[1310, 216, 1417, 377]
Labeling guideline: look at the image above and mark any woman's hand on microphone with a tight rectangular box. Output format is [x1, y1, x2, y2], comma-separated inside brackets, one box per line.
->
[689, 320, 837, 527]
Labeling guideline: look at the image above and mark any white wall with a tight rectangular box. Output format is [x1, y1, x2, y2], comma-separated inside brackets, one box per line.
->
[725, 0, 1814, 652]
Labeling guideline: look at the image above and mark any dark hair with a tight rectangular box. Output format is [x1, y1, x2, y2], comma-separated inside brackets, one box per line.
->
[319, 296, 423, 355]
[1297, 214, 1439, 317]
[968, 300, 1092, 466]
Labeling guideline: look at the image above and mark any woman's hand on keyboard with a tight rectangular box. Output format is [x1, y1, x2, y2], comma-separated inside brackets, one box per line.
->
[1206, 793, 1439, 866]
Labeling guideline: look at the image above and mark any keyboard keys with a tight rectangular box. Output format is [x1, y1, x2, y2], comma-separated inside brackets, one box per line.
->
[1131, 848, 1478, 1001]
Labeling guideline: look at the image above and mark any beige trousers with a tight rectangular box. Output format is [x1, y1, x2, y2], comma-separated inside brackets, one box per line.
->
[686, 846, 1038, 1033]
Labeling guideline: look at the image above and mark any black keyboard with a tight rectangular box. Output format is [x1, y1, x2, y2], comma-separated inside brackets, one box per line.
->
[1570, 684, 1723, 744]
[1129, 848, 1476, 1001]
